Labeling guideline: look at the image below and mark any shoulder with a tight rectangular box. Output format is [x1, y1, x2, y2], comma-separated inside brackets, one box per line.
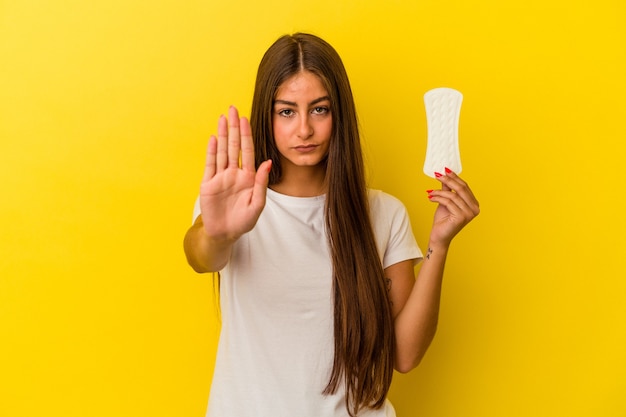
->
[367, 188, 422, 267]
[367, 189, 407, 216]
[367, 189, 413, 233]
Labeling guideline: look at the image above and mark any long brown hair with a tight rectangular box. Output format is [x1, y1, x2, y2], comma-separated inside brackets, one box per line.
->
[250, 33, 394, 416]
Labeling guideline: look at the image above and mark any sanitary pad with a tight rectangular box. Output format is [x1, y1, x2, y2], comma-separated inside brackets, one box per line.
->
[423, 87, 463, 178]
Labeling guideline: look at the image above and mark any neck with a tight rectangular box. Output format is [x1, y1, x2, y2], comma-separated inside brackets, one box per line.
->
[270, 163, 326, 197]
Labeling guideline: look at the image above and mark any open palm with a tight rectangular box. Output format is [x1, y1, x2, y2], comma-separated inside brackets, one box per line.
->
[200, 106, 271, 242]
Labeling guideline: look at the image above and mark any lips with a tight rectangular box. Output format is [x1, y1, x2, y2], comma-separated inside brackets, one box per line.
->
[293, 144, 318, 153]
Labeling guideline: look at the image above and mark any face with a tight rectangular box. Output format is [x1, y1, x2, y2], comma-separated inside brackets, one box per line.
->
[272, 71, 332, 173]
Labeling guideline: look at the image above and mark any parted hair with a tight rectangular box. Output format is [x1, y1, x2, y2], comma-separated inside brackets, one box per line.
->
[250, 33, 395, 416]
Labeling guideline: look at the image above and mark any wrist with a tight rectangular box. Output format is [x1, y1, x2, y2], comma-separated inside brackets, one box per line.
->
[201, 223, 240, 246]
[424, 240, 450, 261]
[206, 232, 239, 246]
[427, 238, 450, 252]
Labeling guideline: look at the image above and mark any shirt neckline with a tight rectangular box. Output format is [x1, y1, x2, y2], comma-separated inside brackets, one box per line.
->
[266, 187, 326, 206]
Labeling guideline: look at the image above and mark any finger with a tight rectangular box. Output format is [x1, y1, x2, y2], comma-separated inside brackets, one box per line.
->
[202, 135, 218, 182]
[431, 173, 472, 211]
[240, 116, 256, 173]
[228, 106, 242, 168]
[436, 170, 480, 214]
[434, 171, 452, 191]
[451, 180, 480, 216]
[216, 114, 228, 171]
[250, 159, 272, 211]
[436, 169, 460, 188]
[429, 191, 464, 215]
[430, 187, 478, 222]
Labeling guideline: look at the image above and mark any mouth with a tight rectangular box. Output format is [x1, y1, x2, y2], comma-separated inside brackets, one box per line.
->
[293, 144, 319, 153]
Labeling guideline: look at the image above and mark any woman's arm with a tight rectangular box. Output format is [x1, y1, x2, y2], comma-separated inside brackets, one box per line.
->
[184, 216, 237, 273]
[386, 247, 447, 373]
[388, 169, 479, 373]
[183, 106, 271, 273]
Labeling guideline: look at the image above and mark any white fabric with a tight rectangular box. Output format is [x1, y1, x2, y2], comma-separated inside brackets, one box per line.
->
[203, 188, 422, 417]
[423, 87, 463, 178]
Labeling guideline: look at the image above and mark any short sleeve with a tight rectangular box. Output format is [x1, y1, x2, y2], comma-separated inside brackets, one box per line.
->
[368, 190, 423, 269]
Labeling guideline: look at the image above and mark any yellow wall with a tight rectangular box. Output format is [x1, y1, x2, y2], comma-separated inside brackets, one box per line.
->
[1, 1, 624, 416]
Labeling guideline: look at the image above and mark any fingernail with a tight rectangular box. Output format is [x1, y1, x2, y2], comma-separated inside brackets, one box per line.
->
[434, 172, 443, 178]
[426, 189, 433, 194]
[445, 167, 452, 174]
[428, 194, 434, 199]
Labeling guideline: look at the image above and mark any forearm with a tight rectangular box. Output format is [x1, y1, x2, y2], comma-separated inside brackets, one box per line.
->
[393, 241, 449, 373]
[183, 220, 234, 273]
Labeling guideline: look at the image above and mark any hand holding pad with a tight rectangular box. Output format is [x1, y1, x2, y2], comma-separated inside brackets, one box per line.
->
[423, 88, 463, 178]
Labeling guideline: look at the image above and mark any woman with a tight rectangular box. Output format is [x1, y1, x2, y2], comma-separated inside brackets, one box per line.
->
[184, 32, 479, 417]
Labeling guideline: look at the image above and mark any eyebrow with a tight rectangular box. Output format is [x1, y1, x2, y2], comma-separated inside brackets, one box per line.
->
[273, 96, 331, 107]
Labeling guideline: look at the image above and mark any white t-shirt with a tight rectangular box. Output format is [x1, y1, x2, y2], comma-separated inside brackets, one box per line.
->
[199, 188, 422, 417]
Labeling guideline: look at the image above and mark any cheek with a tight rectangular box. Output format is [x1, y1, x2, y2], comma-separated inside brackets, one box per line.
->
[272, 119, 288, 145]
[319, 121, 333, 154]
[321, 118, 333, 139]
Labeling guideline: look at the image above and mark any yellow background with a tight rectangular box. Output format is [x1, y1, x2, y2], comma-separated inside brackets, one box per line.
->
[2, 0, 625, 416]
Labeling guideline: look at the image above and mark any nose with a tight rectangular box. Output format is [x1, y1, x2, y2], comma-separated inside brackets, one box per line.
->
[297, 114, 313, 139]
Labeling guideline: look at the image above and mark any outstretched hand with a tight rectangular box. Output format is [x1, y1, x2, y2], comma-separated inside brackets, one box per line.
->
[427, 169, 480, 247]
[200, 106, 272, 242]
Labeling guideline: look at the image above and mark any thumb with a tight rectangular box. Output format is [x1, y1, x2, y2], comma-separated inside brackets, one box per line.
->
[251, 159, 272, 208]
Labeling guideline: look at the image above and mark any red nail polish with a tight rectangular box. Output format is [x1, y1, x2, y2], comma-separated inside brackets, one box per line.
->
[434, 172, 443, 178]
[426, 189, 433, 193]
[445, 167, 452, 174]
[428, 194, 434, 199]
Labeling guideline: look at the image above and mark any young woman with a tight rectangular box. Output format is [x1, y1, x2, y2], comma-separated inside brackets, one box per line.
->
[184, 33, 479, 417]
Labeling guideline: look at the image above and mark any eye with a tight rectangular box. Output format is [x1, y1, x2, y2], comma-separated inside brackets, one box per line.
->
[311, 106, 329, 115]
[277, 108, 295, 117]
